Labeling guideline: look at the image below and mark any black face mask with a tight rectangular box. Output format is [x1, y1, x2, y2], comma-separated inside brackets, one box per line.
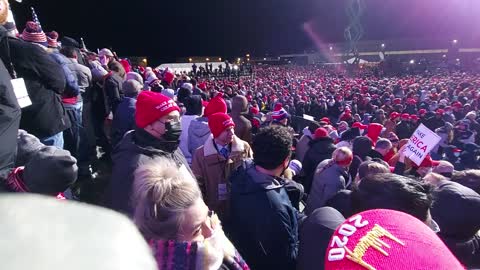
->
[163, 121, 182, 142]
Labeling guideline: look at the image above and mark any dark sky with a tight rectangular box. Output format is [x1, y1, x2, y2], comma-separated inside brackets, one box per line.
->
[10, 0, 480, 65]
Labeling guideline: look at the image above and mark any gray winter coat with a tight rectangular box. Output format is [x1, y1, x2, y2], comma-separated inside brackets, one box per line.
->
[305, 159, 349, 215]
[188, 117, 211, 154]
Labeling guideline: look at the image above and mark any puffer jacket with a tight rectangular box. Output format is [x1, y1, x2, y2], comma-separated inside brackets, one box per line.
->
[188, 117, 211, 154]
[104, 128, 192, 216]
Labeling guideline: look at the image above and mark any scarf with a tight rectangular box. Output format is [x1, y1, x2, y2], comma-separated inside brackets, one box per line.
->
[149, 227, 249, 270]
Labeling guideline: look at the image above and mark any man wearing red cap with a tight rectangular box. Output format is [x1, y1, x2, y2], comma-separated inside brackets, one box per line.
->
[396, 113, 413, 140]
[105, 91, 191, 216]
[191, 113, 252, 219]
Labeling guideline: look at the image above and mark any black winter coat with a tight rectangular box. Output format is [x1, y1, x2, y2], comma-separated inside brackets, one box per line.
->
[104, 128, 192, 216]
[301, 137, 336, 194]
[104, 73, 124, 115]
[0, 27, 21, 182]
[227, 160, 302, 270]
[8, 38, 69, 138]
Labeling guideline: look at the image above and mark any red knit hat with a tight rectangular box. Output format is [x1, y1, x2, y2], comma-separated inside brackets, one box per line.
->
[366, 123, 383, 145]
[163, 71, 175, 85]
[436, 109, 445, 115]
[46, 31, 58, 48]
[208, 113, 235, 138]
[410, 114, 419, 121]
[352, 122, 367, 129]
[401, 113, 410, 120]
[21, 21, 47, 46]
[324, 209, 464, 270]
[274, 103, 283, 111]
[204, 93, 227, 117]
[419, 154, 441, 168]
[389, 112, 399, 120]
[135, 91, 180, 128]
[320, 117, 331, 124]
[418, 109, 427, 116]
[314, 128, 328, 139]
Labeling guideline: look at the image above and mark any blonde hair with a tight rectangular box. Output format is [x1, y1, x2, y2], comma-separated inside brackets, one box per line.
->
[132, 157, 201, 240]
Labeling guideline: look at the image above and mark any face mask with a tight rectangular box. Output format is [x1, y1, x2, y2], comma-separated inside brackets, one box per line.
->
[163, 121, 182, 142]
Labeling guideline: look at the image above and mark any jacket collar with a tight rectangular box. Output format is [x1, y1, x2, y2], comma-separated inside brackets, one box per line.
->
[203, 134, 245, 157]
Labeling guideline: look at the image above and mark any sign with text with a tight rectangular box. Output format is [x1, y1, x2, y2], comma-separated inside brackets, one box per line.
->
[404, 124, 441, 166]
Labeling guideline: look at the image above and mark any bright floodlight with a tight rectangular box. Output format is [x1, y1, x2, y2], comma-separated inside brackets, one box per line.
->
[188, 58, 192, 62]
[453, 39, 458, 44]
[456, 58, 460, 62]
[329, 46, 333, 51]
[246, 54, 250, 57]
[218, 57, 222, 61]
[381, 43, 385, 47]
[206, 58, 210, 61]
[409, 59, 415, 64]
[233, 65, 239, 70]
[263, 58, 267, 61]
[442, 55, 447, 58]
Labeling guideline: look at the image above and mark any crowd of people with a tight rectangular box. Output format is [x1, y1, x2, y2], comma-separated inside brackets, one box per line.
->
[1, 2, 480, 269]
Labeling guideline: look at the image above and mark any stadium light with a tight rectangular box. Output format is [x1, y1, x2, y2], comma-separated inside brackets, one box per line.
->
[452, 39, 458, 44]
[237, 58, 241, 62]
[206, 58, 210, 61]
[246, 54, 250, 57]
[233, 65, 239, 70]
[409, 59, 415, 64]
[329, 46, 333, 51]
[263, 58, 267, 61]
[142, 58, 147, 62]
[381, 43, 385, 48]
[188, 58, 192, 62]
[218, 57, 222, 61]
[442, 55, 446, 58]
[456, 58, 460, 62]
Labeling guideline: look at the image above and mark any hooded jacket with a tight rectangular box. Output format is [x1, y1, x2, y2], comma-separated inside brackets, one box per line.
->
[188, 117, 211, 154]
[305, 159, 350, 215]
[231, 95, 252, 144]
[7, 35, 70, 139]
[349, 136, 373, 180]
[226, 160, 301, 270]
[431, 180, 480, 268]
[301, 137, 336, 194]
[104, 128, 192, 216]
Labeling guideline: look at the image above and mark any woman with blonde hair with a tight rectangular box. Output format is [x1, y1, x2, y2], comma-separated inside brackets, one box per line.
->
[132, 157, 249, 270]
[305, 147, 353, 215]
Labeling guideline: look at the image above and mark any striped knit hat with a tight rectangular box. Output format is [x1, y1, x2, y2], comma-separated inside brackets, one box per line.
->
[21, 21, 47, 46]
[46, 31, 59, 48]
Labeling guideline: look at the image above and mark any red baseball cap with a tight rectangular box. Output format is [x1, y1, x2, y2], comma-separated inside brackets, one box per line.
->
[324, 209, 464, 270]
[401, 113, 410, 119]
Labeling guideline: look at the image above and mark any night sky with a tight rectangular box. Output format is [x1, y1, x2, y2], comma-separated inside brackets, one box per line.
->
[10, 0, 480, 65]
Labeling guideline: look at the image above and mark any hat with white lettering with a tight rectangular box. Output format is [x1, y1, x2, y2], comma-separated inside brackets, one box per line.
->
[324, 209, 464, 270]
[135, 91, 180, 128]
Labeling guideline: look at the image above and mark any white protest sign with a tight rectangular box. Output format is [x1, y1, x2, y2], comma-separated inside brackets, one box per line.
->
[303, 114, 315, 121]
[404, 124, 441, 166]
[11, 78, 32, 108]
